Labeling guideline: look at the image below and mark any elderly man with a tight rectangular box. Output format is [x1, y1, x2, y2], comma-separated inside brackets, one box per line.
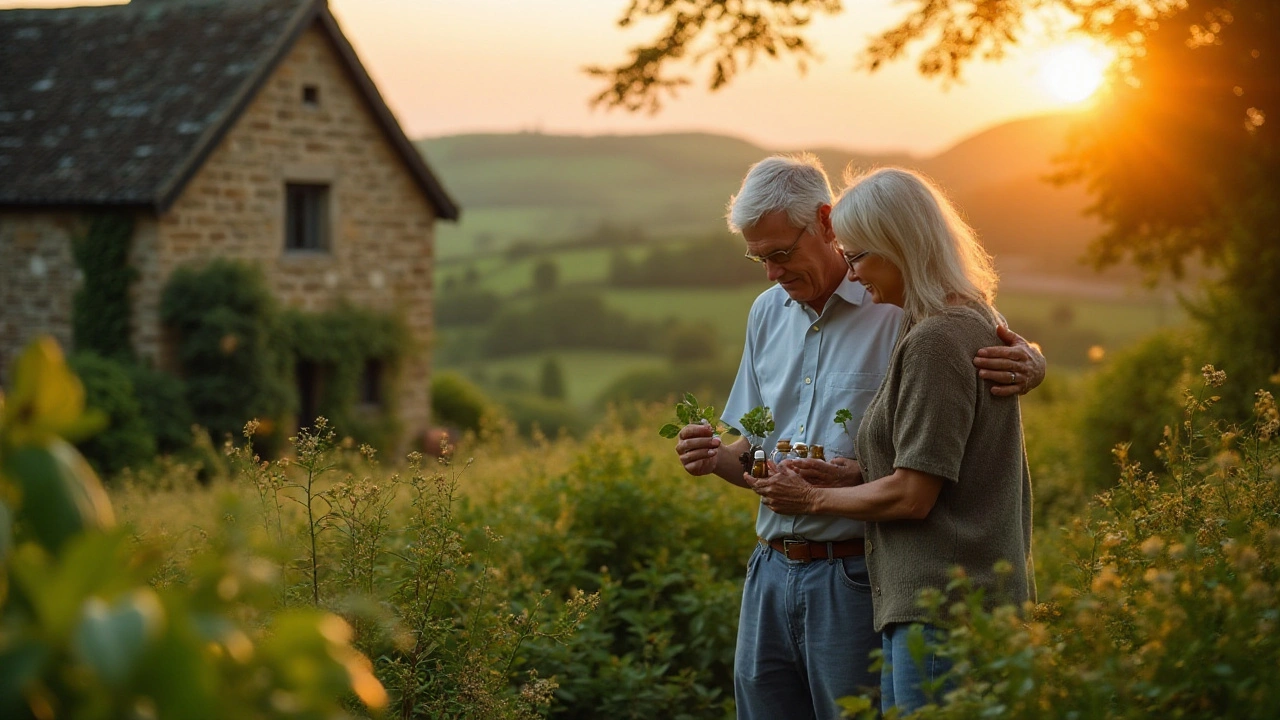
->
[673, 154, 1044, 720]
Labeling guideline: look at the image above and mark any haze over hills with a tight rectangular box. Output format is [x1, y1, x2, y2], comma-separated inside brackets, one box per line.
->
[417, 113, 1105, 274]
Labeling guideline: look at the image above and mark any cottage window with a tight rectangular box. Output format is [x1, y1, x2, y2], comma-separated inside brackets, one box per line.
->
[285, 183, 329, 251]
[360, 358, 383, 407]
[302, 84, 320, 106]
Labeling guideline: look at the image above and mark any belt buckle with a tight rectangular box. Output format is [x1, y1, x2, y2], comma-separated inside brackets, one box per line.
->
[782, 538, 809, 562]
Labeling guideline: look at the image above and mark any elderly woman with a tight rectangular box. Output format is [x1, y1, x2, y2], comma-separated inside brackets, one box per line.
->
[750, 167, 1035, 715]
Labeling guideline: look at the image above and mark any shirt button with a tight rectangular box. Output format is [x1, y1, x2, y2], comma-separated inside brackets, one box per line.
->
[798, 424, 805, 432]
[811, 325, 820, 332]
[804, 377, 812, 385]
[874, 586, 882, 596]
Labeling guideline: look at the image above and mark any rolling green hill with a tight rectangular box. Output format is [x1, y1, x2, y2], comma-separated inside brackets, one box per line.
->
[416, 113, 1105, 273]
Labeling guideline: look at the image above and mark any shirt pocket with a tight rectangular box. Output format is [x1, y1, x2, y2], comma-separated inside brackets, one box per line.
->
[823, 372, 883, 449]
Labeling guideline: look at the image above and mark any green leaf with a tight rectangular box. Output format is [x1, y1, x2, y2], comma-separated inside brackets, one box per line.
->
[658, 424, 681, 439]
[4, 440, 114, 553]
[73, 589, 165, 687]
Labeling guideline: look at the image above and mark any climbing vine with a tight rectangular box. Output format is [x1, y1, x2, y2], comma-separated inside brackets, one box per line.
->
[71, 212, 136, 361]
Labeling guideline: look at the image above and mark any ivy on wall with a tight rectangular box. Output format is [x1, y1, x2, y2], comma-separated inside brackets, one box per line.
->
[280, 304, 411, 452]
[160, 259, 293, 447]
[71, 213, 136, 361]
[160, 259, 410, 452]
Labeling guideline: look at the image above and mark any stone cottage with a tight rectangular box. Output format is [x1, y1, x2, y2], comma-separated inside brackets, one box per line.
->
[0, 0, 458, 449]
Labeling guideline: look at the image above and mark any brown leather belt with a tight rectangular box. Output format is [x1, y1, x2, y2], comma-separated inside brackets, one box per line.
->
[762, 537, 865, 562]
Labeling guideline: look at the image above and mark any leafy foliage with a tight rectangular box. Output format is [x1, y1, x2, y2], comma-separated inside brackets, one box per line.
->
[160, 260, 292, 446]
[68, 352, 156, 477]
[432, 371, 497, 434]
[467, 435, 753, 718]
[738, 405, 774, 447]
[70, 213, 136, 362]
[658, 392, 723, 438]
[0, 338, 385, 719]
[279, 303, 410, 451]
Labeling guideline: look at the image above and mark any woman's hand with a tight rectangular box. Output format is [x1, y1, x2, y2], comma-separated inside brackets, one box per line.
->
[781, 456, 862, 487]
[748, 463, 821, 515]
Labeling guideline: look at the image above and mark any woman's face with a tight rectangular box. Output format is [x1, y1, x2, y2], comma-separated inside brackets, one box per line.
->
[844, 249, 905, 307]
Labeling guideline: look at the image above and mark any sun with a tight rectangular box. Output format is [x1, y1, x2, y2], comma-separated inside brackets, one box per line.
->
[1038, 40, 1113, 104]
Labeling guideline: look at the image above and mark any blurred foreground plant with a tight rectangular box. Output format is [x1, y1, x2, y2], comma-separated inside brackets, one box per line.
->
[0, 337, 385, 719]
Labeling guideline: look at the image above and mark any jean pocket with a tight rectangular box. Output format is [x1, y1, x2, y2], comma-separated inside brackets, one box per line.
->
[837, 555, 872, 593]
[745, 544, 764, 581]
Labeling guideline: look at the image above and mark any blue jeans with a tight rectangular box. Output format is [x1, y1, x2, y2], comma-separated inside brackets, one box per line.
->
[734, 542, 879, 720]
[880, 622, 952, 714]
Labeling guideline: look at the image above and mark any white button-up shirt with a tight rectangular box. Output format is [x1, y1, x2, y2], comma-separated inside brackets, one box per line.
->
[722, 278, 902, 542]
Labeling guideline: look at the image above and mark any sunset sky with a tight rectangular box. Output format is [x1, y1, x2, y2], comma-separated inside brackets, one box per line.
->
[3, 0, 1106, 154]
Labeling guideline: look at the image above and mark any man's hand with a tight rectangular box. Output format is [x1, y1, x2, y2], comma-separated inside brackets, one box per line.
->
[674, 422, 721, 476]
[974, 325, 1046, 397]
[781, 456, 862, 487]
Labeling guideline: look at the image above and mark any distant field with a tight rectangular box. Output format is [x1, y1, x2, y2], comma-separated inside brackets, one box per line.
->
[449, 350, 669, 408]
[437, 262, 1185, 411]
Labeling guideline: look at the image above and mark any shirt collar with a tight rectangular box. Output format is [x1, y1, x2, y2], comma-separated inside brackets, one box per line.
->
[781, 276, 868, 310]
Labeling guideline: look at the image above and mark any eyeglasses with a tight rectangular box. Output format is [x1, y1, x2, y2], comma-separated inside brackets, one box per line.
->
[842, 249, 869, 270]
[744, 225, 809, 264]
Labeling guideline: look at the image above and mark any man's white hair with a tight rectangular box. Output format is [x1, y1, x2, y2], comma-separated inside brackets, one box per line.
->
[726, 153, 833, 233]
[832, 167, 999, 325]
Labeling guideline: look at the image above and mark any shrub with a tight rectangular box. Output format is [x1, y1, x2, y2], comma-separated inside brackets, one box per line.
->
[466, 432, 756, 719]
[70, 213, 136, 362]
[432, 371, 496, 434]
[1076, 329, 1196, 488]
[160, 260, 291, 445]
[126, 363, 194, 455]
[69, 351, 156, 475]
[539, 356, 566, 399]
[496, 391, 586, 438]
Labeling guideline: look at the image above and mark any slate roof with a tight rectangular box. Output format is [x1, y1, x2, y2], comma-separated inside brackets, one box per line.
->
[0, 0, 458, 219]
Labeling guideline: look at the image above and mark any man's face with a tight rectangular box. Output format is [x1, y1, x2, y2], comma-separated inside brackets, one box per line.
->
[742, 208, 843, 307]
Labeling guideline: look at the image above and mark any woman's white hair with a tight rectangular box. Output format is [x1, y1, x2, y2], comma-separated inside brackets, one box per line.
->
[726, 153, 832, 233]
[832, 167, 998, 325]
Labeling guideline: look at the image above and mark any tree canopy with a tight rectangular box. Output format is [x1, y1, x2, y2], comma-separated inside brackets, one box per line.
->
[594, 0, 1280, 407]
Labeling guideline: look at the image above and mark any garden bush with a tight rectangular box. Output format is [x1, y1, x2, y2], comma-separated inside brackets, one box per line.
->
[69, 351, 156, 476]
[1076, 329, 1196, 489]
[126, 362, 194, 456]
[432, 371, 498, 434]
[466, 432, 757, 718]
[160, 260, 291, 445]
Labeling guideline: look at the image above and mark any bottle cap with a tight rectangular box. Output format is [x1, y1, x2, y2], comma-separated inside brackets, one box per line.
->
[754, 450, 765, 459]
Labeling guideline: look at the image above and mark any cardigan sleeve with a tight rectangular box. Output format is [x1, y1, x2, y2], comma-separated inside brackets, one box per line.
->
[888, 316, 979, 483]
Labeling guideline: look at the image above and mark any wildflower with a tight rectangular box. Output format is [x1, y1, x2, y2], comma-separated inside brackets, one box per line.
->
[1201, 364, 1226, 388]
[1255, 390, 1279, 440]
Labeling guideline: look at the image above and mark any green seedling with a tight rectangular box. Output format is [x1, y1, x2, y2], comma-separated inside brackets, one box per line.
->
[739, 405, 775, 449]
[834, 408, 854, 441]
[659, 393, 738, 439]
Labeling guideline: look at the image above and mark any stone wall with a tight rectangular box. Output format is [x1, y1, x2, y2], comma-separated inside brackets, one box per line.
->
[0, 212, 83, 380]
[132, 21, 437, 450]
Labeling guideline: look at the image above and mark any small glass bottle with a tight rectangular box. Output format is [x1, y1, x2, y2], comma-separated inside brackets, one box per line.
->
[772, 438, 793, 465]
[751, 450, 768, 479]
[811, 445, 825, 461]
[794, 443, 809, 459]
